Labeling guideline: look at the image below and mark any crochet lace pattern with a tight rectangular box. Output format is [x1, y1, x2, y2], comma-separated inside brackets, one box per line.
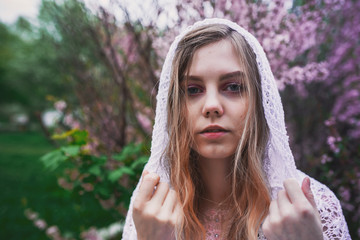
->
[122, 18, 351, 240]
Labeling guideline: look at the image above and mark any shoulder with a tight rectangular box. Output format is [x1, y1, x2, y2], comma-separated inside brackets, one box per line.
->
[297, 171, 352, 240]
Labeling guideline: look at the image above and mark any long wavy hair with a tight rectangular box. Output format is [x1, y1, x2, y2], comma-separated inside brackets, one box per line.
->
[166, 24, 271, 240]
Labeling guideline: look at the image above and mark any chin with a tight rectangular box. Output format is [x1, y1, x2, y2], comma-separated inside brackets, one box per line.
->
[195, 147, 236, 161]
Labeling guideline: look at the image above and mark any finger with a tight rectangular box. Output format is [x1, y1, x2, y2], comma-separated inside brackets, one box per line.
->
[301, 177, 317, 209]
[140, 170, 149, 183]
[262, 214, 278, 240]
[283, 178, 308, 204]
[162, 189, 178, 213]
[142, 170, 149, 177]
[277, 189, 293, 216]
[262, 216, 272, 239]
[150, 182, 170, 205]
[136, 172, 160, 203]
[268, 199, 281, 223]
[172, 202, 183, 225]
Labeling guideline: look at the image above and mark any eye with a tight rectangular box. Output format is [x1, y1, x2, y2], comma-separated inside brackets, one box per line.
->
[187, 85, 203, 96]
[223, 83, 245, 93]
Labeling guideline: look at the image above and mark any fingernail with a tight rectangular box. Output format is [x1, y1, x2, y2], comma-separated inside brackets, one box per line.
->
[142, 170, 149, 176]
[148, 172, 158, 180]
[144, 172, 158, 181]
[306, 177, 311, 189]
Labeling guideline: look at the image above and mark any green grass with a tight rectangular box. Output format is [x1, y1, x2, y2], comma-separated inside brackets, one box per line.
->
[0, 132, 118, 239]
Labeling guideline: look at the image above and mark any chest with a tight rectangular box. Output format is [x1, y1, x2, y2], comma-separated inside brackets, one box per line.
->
[200, 209, 267, 240]
[200, 209, 229, 240]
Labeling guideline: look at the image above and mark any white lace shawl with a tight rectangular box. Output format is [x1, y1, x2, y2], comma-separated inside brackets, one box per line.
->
[122, 18, 351, 240]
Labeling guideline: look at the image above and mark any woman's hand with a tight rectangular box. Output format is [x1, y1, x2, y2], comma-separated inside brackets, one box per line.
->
[262, 177, 323, 240]
[133, 171, 182, 240]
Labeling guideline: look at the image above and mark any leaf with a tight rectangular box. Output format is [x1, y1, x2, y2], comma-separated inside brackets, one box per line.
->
[130, 156, 148, 169]
[40, 149, 68, 171]
[72, 130, 88, 145]
[112, 143, 147, 162]
[52, 129, 88, 146]
[52, 129, 78, 140]
[108, 167, 134, 182]
[112, 153, 125, 162]
[122, 143, 140, 156]
[97, 186, 111, 199]
[61, 145, 81, 157]
[88, 165, 101, 176]
[91, 155, 107, 165]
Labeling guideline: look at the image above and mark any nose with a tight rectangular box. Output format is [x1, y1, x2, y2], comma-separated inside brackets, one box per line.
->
[202, 91, 224, 117]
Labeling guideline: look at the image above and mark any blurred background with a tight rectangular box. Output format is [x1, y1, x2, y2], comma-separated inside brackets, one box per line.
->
[0, 0, 359, 239]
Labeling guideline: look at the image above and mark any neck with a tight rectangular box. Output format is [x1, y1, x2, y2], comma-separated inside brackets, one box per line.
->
[198, 156, 232, 207]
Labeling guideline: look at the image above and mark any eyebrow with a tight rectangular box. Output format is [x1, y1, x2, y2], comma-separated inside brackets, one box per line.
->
[188, 71, 245, 82]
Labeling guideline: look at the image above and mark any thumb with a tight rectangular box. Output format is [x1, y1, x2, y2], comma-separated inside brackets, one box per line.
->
[301, 177, 317, 209]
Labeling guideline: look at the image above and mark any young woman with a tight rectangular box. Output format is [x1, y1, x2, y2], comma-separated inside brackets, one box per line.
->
[122, 19, 350, 240]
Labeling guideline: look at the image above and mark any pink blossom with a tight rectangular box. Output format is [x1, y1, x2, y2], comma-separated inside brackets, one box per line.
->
[57, 177, 73, 190]
[46, 226, 59, 236]
[327, 136, 340, 153]
[324, 117, 336, 127]
[24, 209, 38, 220]
[339, 186, 351, 202]
[136, 112, 152, 134]
[320, 154, 332, 164]
[81, 227, 102, 240]
[69, 168, 80, 181]
[98, 197, 115, 210]
[54, 100, 67, 112]
[64, 114, 81, 129]
[82, 183, 94, 192]
[34, 219, 47, 230]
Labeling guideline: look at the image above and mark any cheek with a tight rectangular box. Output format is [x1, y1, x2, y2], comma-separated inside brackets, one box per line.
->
[239, 100, 249, 120]
[234, 105, 249, 136]
[185, 107, 196, 135]
[186, 103, 196, 120]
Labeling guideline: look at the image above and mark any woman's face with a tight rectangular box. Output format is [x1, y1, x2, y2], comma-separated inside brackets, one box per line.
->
[186, 39, 249, 161]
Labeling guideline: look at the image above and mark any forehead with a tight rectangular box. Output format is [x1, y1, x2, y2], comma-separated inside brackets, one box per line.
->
[188, 39, 244, 76]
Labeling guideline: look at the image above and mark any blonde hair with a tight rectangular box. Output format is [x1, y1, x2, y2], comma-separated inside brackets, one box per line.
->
[166, 24, 271, 240]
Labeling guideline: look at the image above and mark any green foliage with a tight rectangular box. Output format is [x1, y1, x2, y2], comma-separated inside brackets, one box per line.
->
[110, 144, 149, 182]
[0, 132, 118, 240]
[1, 19, 66, 108]
[41, 149, 68, 171]
[41, 129, 149, 214]
[0, 0, 104, 125]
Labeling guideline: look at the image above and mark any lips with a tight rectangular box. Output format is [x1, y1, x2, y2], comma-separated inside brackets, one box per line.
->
[200, 125, 229, 133]
[199, 125, 229, 139]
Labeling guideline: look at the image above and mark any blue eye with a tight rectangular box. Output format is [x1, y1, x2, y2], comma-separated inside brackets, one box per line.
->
[187, 86, 203, 95]
[224, 83, 244, 93]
